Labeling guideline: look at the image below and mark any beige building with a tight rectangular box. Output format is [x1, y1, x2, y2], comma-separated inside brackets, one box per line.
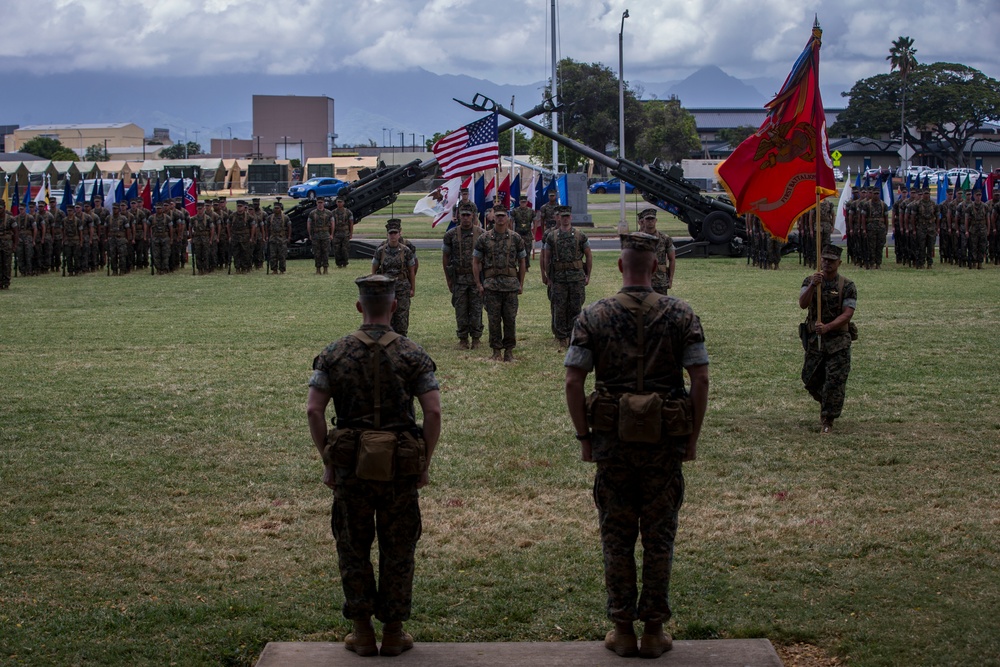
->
[252, 95, 334, 162]
[5, 123, 146, 157]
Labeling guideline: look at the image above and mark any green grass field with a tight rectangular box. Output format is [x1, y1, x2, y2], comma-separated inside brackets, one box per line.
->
[1, 250, 998, 666]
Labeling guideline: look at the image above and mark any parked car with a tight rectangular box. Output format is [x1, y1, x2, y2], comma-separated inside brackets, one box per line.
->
[288, 177, 348, 199]
[589, 178, 637, 194]
[946, 167, 979, 186]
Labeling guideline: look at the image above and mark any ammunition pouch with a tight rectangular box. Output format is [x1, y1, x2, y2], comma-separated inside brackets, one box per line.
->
[554, 260, 583, 271]
[586, 390, 693, 443]
[323, 427, 427, 481]
[484, 267, 517, 278]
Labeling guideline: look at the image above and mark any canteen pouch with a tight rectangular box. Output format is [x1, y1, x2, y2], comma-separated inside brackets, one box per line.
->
[618, 393, 663, 443]
[395, 431, 427, 477]
[355, 430, 398, 482]
[586, 391, 617, 432]
[661, 397, 694, 436]
[323, 428, 358, 468]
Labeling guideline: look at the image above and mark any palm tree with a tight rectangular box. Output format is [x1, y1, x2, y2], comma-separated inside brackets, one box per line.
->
[887, 36, 918, 164]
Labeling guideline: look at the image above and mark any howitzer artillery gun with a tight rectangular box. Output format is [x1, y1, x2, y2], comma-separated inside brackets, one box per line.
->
[457, 93, 748, 256]
[282, 99, 558, 258]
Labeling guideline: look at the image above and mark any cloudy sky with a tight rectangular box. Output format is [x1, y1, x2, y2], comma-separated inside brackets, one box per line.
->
[3, 0, 998, 87]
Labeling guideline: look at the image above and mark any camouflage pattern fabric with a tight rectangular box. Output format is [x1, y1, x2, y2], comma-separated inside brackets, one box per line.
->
[651, 230, 674, 293]
[149, 213, 172, 273]
[865, 199, 887, 268]
[373, 244, 416, 336]
[967, 201, 989, 264]
[309, 208, 333, 269]
[544, 227, 589, 339]
[15, 216, 34, 276]
[483, 289, 519, 350]
[565, 286, 707, 625]
[594, 448, 684, 624]
[800, 275, 857, 420]
[442, 225, 484, 341]
[473, 230, 525, 292]
[911, 198, 938, 268]
[230, 211, 253, 273]
[550, 281, 586, 341]
[0, 212, 14, 288]
[107, 213, 131, 275]
[538, 201, 560, 230]
[309, 324, 438, 623]
[511, 206, 535, 268]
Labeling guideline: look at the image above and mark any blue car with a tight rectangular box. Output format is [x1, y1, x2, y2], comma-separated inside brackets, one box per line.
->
[288, 177, 348, 199]
[589, 178, 637, 194]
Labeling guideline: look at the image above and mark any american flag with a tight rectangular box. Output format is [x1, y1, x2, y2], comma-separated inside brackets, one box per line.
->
[432, 113, 499, 178]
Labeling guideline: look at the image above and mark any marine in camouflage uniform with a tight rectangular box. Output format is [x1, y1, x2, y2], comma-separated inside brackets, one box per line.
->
[564, 232, 709, 659]
[91, 197, 110, 270]
[800, 244, 856, 432]
[989, 191, 1000, 265]
[15, 205, 35, 277]
[536, 190, 560, 233]
[107, 204, 132, 275]
[892, 188, 908, 265]
[910, 189, 938, 269]
[265, 202, 291, 274]
[190, 201, 216, 275]
[0, 201, 16, 288]
[332, 197, 355, 268]
[542, 205, 592, 346]
[956, 190, 972, 267]
[639, 208, 675, 291]
[510, 196, 535, 270]
[48, 198, 65, 273]
[251, 199, 265, 270]
[864, 189, 888, 269]
[129, 199, 148, 269]
[372, 219, 417, 337]
[307, 274, 441, 657]
[214, 199, 230, 270]
[35, 202, 52, 273]
[229, 201, 254, 274]
[149, 203, 174, 274]
[473, 207, 526, 361]
[965, 189, 989, 269]
[308, 198, 334, 274]
[62, 207, 82, 276]
[441, 208, 484, 348]
[450, 187, 474, 226]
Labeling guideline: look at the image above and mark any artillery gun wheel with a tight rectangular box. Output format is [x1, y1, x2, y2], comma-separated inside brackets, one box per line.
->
[702, 211, 736, 244]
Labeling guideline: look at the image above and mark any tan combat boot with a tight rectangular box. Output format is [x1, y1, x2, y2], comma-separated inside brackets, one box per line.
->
[344, 618, 377, 657]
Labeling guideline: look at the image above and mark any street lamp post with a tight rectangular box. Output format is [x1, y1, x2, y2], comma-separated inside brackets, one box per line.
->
[618, 9, 630, 233]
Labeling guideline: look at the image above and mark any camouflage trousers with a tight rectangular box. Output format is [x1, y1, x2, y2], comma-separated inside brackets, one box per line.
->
[233, 237, 252, 272]
[333, 234, 350, 267]
[484, 288, 519, 350]
[313, 236, 330, 269]
[518, 232, 533, 269]
[652, 271, 670, 296]
[969, 225, 988, 264]
[549, 280, 585, 340]
[332, 477, 422, 623]
[0, 242, 12, 287]
[391, 280, 411, 337]
[15, 237, 33, 276]
[151, 238, 171, 273]
[866, 225, 885, 267]
[594, 446, 684, 624]
[914, 225, 936, 268]
[193, 236, 213, 273]
[108, 238, 129, 274]
[802, 344, 851, 420]
[62, 243, 79, 275]
[451, 282, 483, 341]
[268, 239, 287, 273]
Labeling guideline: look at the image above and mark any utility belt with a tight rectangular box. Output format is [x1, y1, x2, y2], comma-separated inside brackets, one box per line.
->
[586, 389, 693, 443]
[322, 427, 427, 482]
[484, 267, 517, 278]
[553, 260, 583, 271]
[454, 266, 474, 275]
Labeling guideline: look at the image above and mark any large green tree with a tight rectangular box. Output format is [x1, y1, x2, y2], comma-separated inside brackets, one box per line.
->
[833, 62, 1000, 167]
[20, 136, 78, 161]
[633, 97, 701, 164]
[84, 144, 109, 161]
[158, 142, 202, 160]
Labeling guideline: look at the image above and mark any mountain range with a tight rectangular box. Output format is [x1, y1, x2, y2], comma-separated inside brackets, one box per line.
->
[0, 67, 850, 149]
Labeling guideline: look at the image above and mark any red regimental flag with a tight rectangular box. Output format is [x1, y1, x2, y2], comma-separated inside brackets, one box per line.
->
[184, 178, 198, 216]
[141, 181, 152, 211]
[716, 25, 837, 240]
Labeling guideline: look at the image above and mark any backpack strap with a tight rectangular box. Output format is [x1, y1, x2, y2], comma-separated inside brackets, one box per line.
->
[614, 291, 662, 392]
[351, 330, 401, 429]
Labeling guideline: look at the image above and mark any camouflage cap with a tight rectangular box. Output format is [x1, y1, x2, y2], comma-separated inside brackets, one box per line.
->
[620, 232, 657, 252]
[236, 200, 247, 206]
[459, 187, 469, 193]
[458, 202, 477, 213]
[385, 218, 402, 231]
[273, 201, 283, 209]
[555, 205, 572, 215]
[492, 205, 508, 214]
[639, 207, 658, 219]
[335, 195, 345, 202]
[821, 244, 843, 260]
[197, 201, 206, 207]
[356, 274, 396, 296]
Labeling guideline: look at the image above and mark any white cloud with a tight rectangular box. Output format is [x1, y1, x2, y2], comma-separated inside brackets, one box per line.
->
[0, 0, 996, 85]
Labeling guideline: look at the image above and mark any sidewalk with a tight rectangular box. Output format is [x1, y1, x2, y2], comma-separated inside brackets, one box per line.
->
[255, 638, 783, 666]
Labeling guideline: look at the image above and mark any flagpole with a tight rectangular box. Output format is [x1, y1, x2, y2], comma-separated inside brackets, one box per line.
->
[812, 18, 824, 338]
